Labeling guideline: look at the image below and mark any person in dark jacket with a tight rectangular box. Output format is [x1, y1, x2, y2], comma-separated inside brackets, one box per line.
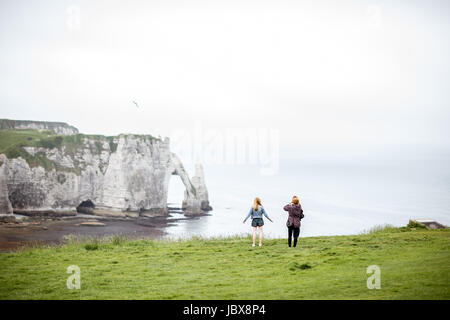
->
[283, 196, 304, 247]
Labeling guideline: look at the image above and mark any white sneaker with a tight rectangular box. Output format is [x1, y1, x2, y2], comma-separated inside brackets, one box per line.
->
[259, 243, 262, 247]
[252, 244, 255, 247]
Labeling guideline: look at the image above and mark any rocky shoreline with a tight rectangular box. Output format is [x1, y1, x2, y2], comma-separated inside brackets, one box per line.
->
[0, 207, 206, 251]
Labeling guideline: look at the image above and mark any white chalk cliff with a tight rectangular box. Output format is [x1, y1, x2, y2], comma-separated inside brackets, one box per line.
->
[0, 119, 78, 135]
[0, 121, 211, 216]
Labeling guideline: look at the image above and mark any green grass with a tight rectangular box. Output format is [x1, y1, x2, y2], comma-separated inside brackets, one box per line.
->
[0, 130, 145, 174]
[0, 129, 57, 171]
[0, 130, 160, 170]
[0, 129, 53, 155]
[0, 227, 449, 299]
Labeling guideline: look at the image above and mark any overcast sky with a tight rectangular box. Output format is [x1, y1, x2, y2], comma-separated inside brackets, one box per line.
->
[1, 0, 449, 159]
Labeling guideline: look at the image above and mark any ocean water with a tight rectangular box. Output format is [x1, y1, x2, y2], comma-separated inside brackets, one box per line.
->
[165, 153, 450, 239]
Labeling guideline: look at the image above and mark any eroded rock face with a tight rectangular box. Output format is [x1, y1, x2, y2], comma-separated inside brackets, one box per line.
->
[0, 155, 13, 214]
[182, 162, 212, 214]
[0, 132, 211, 216]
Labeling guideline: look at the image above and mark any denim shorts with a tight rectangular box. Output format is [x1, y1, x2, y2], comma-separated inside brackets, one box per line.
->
[252, 218, 264, 227]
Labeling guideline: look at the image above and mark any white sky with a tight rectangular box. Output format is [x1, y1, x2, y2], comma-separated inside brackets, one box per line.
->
[1, 0, 449, 159]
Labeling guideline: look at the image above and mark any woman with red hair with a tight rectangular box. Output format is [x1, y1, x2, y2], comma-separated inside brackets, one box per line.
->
[243, 197, 273, 247]
[283, 196, 304, 248]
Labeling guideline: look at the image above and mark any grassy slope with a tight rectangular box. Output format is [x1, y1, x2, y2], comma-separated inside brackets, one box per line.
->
[0, 129, 158, 164]
[0, 129, 53, 153]
[0, 129, 146, 173]
[0, 227, 449, 300]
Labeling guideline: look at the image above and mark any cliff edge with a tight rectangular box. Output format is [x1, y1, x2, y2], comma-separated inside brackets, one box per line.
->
[0, 121, 211, 216]
[0, 119, 79, 135]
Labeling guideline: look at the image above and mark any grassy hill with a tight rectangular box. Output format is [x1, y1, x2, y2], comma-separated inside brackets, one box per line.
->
[0, 225, 448, 299]
[0, 129, 112, 173]
[0, 129, 159, 173]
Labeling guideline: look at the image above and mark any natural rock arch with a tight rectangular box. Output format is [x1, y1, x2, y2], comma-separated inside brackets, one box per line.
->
[168, 154, 211, 215]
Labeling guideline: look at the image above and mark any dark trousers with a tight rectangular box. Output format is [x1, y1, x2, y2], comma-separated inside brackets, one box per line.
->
[288, 226, 300, 247]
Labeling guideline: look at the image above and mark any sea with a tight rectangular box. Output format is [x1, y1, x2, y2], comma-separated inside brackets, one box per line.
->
[164, 150, 450, 239]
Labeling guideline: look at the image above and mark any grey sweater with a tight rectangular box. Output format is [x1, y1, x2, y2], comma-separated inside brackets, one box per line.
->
[244, 205, 273, 222]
